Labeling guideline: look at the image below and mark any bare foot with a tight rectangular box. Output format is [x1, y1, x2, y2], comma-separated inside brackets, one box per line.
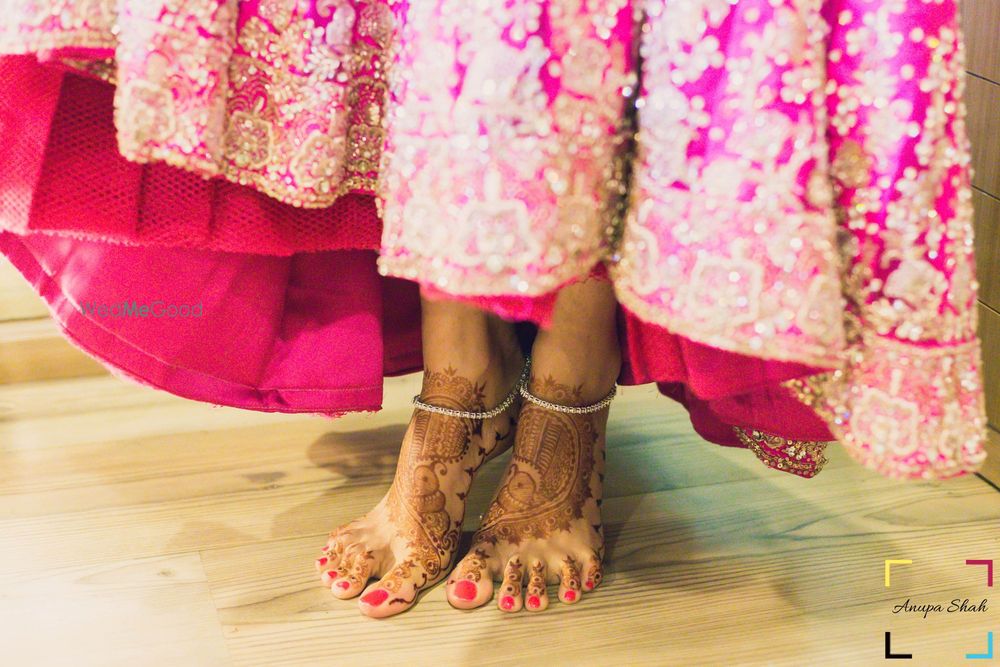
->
[315, 355, 524, 618]
[445, 375, 608, 613]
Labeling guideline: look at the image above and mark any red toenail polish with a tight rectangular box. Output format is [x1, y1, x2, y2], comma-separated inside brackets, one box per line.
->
[585, 579, 594, 590]
[361, 589, 389, 606]
[317, 557, 328, 566]
[527, 595, 540, 608]
[500, 596, 515, 610]
[336, 580, 350, 590]
[564, 590, 576, 601]
[453, 580, 477, 600]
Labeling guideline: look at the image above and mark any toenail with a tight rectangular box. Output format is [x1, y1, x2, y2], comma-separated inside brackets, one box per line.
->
[500, 596, 515, 610]
[316, 557, 328, 566]
[336, 580, 350, 590]
[361, 589, 389, 606]
[585, 579, 594, 590]
[453, 580, 477, 600]
[527, 595, 541, 608]
[564, 590, 576, 601]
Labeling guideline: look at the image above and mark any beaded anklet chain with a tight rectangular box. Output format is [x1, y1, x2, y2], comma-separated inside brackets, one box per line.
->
[519, 383, 616, 414]
[411, 356, 533, 420]
[412, 355, 618, 418]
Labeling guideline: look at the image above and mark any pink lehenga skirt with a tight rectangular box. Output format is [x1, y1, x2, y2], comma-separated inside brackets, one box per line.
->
[0, 0, 987, 481]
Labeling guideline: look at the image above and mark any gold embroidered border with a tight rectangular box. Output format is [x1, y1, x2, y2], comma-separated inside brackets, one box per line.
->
[376, 247, 609, 298]
[783, 333, 987, 480]
[733, 427, 830, 479]
[57, 57, 117, 84]
[609, 273, 846, 369]
[1, 4, 387, 210]
[0, 31, 117, 54]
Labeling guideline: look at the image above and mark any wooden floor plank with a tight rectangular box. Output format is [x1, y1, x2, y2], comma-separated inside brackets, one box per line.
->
[0, 258, 49, 321]
[0, 553, 231, 667]
[202, 475, 998, 667]
[0, 317, 107, 384]
[0, 372, 995, 666]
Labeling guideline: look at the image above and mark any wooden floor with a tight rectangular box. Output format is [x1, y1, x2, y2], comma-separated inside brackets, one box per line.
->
[1, 372, 998, 667]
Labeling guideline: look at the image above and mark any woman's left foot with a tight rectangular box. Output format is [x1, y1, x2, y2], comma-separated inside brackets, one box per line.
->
[445, 376, 608, 612]
[315, 349, 524, 619]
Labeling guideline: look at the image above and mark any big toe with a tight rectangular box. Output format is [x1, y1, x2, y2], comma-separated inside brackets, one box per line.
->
[446, 550, 495, 610]
[359, 560, 433, 619]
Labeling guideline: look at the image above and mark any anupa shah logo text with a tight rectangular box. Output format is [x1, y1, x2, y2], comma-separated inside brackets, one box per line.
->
[883, 559, 994, 660]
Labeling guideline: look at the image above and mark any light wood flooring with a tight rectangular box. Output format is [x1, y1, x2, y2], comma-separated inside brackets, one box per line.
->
[1, 372, 998, 666]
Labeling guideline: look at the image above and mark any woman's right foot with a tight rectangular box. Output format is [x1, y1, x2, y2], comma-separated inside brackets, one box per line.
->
[315, 350, 524, 618]
[445, 375, 609, 613]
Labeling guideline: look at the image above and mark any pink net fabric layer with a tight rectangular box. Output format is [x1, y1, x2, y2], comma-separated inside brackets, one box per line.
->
[0, 57, 379, 254]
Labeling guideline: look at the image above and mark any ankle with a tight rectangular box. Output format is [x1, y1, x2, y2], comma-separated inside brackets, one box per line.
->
[526, 344, 620, 407]
[419, 331, 525, 411]
[488, 320, 526, 397]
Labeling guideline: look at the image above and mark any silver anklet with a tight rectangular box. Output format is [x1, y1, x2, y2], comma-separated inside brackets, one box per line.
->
[519, 383, 617, 414]
[411, 356, 532, 420]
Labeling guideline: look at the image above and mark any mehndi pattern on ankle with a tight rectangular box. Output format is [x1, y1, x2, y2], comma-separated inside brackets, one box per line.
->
[411, 355, 532, 420]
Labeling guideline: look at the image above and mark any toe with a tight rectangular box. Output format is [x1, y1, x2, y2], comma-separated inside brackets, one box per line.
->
[322, 529, 342, 551]
[330, 550, 374, 599]
[321, 529, 348, 559]
[318, 559, 342, 585]
[359, 559, 431, 619]
[582, 551, 603, 592]
[558, 556, 583, 604]
[316, 539, 346, 579]
[446, 548, 494, 610]
[524, 560, 549, 612]
[497, 556, 525, 613]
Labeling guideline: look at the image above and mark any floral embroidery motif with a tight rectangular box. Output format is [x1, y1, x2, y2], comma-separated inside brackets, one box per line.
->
[612, 0, 847, 365]
[787, 334, 987, 479]
[377, 0, 634, 293]
[0, 0, 393, 207]
[734, 427, 830, 479]
[780, 1, 987, 480]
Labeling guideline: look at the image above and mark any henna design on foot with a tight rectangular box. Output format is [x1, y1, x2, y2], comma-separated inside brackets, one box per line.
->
[453, 548, 489, 583]
[318, 362, 524, 618]
[474, 381, 599, 546]
[448, 375, 610, 613]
